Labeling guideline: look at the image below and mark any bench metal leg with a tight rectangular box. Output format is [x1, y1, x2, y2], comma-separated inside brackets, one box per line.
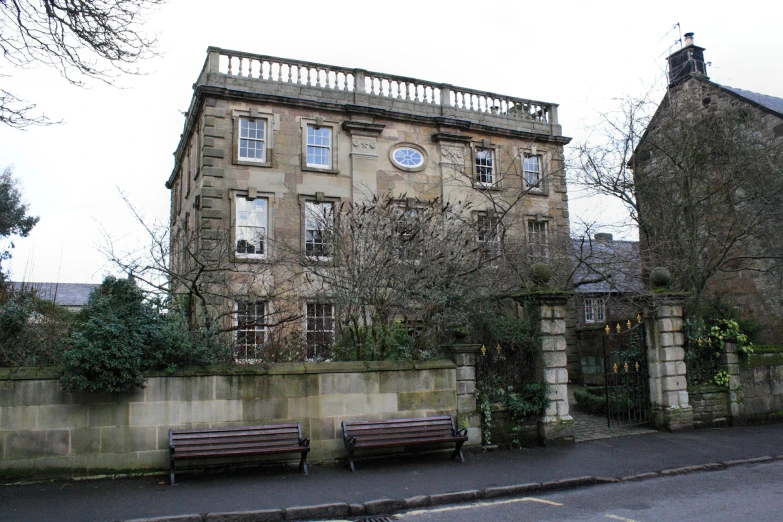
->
[170, 458, 177, 486]
[299, 451, 309, 476]
[347, 447, 356, 472]
[450, 440, 465, 463]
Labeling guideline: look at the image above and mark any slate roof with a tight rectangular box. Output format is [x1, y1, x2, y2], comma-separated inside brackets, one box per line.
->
[719, 85, 783, 118]
[11, 282, 99, 307]
[572, 238, 643, 295]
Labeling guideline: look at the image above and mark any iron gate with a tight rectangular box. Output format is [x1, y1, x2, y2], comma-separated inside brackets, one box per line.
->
[602, 319, 651, 427]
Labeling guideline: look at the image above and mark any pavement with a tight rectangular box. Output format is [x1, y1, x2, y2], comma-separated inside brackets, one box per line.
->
[2, 421, 783, 522]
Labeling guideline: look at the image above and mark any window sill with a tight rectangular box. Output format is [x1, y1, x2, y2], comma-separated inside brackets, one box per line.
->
[303, 255, 335, 265]
[236, 158, 272, 168]
[474, 182, 502, 191]
[526, 188, 549, 196]
[302, 165, 339, 175]
[234, 254, 269, 264]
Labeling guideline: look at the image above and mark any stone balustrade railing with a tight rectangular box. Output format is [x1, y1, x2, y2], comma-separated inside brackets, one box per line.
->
[200, 47, 557, 125]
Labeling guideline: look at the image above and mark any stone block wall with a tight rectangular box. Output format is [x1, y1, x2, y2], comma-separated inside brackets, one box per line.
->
[688, 384, 730, 428]
[0, 361, 465, 478]
[739, 349, 783, 423]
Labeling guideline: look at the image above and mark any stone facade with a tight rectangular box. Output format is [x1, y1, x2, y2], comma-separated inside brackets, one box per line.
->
[0, 361, 465, 478]
[167, 48, 571, 340]
[634, 36, 783, 343]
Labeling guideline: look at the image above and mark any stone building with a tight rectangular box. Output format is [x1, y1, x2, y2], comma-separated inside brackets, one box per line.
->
[166, 47, 572, 358]
[567, 233, 643, 384]
[633, 33, 783, 342]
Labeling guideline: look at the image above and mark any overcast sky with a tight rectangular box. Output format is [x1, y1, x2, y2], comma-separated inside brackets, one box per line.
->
[1, 0, 781, 284]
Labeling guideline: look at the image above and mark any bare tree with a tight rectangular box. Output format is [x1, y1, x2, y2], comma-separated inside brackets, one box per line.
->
[292, 194, 481, 360]
[293, 184, 575, 360]
[101, 192, 303, 361]
[1, 0, 162, 128]
[571, 92, 783, 310]
[440, 141, 574, 290]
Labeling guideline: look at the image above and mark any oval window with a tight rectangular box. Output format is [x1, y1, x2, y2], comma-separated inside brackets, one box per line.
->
[392, 147, 424, 169]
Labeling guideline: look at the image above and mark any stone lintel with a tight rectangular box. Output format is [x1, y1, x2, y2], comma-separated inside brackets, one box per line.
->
[445, 344, 480, 356]
[341, 120, 386, 136]
[431, 132, 474, 144]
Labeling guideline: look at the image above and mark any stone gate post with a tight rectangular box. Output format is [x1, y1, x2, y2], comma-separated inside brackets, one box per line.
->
[720, 338, 746, 426]
[447, 345, 481, 446]
[528, 292, 575, 444]
[645, 294, 694, 431]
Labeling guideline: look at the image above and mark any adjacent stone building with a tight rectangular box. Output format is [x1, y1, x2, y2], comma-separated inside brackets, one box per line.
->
[633, 34, 783, 342]
[167, 47, 572, 358]
[568, 233, 643, 384]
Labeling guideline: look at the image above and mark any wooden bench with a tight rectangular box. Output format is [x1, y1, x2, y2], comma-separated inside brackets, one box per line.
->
[168, 423, 310, 485]
[341, 416, 468, 472]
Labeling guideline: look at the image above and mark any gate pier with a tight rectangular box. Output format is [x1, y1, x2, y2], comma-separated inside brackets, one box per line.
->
[644, 294, 694, 432]
[517, 290, 575, 445]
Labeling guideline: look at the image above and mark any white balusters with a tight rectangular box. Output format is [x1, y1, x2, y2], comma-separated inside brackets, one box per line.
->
[208, 50, 553, 124]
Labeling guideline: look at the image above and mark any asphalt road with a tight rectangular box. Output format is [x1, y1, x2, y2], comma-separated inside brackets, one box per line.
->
[391, 460, 783, 522]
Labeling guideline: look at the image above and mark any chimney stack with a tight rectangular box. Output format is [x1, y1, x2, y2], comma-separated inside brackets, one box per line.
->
[666, 31, 708, 87]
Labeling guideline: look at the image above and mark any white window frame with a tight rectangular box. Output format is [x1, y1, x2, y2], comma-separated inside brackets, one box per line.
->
[238, 117, 267, 163]
[477, 214, 502, 258]
[524, 154, 543, 190]
[305, 201, 334, 260]
[235, 195, 268, 259]
[528, 220, 549, 263]
[306, 124, 332, 168]
[305, 303, 334, 360]
[232, 111, 274, 168]
[235, 300, 267, 361]
[584, 297, 606, 324]
[390, 143, 427, 172]
[475, 147, 495, 186]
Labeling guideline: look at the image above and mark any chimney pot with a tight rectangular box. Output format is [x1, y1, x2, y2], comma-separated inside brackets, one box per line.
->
[684, 32, 694, 47]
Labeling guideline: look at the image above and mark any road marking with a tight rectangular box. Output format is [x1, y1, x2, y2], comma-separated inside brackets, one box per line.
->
[605, 515, 640, 522]
[404, 497, 564, 517]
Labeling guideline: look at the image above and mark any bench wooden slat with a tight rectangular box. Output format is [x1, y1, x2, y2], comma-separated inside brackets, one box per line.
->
[175, 439, 306, 453]
[345, 416, 452, 425]
[174, 433, 300, 445]
[352, 431, 458, 445]
[169, 423, 309, 485]
[346, 417, 453, 429]
[172, 428, 299, 440]
[174, 446, 302, 459]
[346, 425, 454, 436]
[171, 423, 300, 435]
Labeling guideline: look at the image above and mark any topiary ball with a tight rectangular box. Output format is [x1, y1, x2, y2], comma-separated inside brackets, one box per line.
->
[650, 267, 672, 288]
[530, 262, 552, 285]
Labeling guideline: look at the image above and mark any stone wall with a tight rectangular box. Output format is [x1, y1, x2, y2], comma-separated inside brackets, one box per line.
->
[0, 361, 471, 478]
[739, 348, 783, 423]
[688, 384, 730, 428]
